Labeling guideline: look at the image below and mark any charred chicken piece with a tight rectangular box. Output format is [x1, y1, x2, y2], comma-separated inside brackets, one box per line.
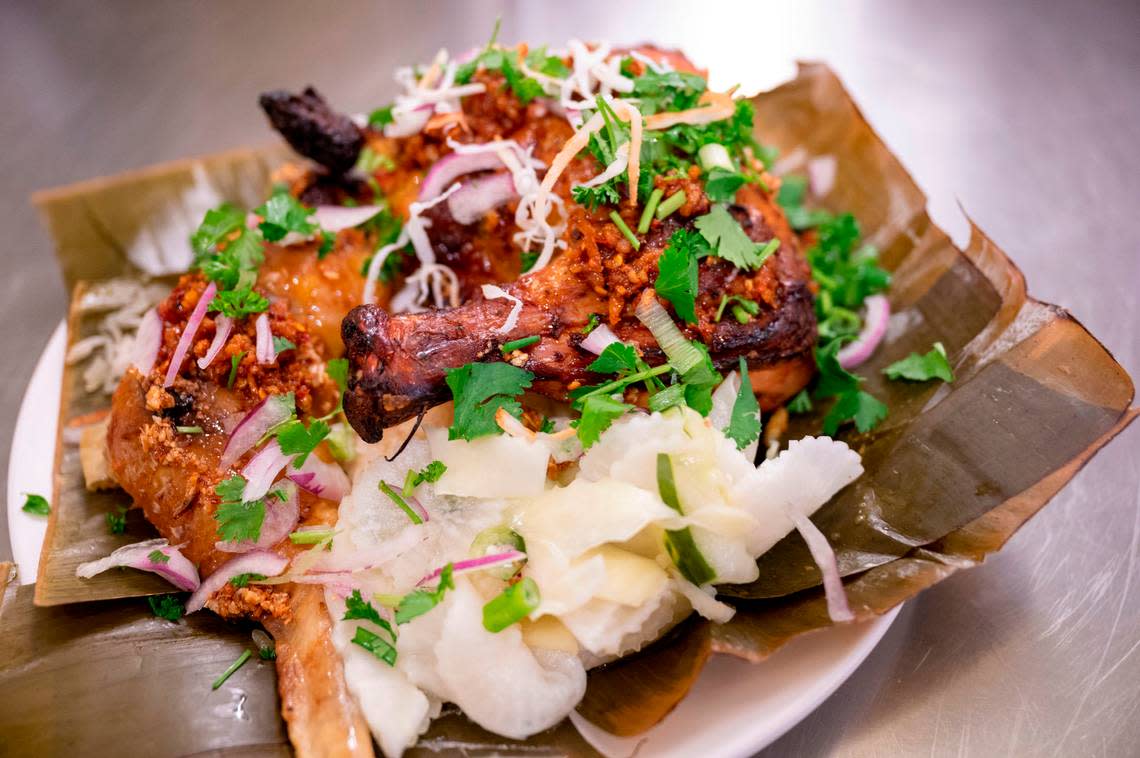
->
[259, 87, 364, 175]
[342, 181, 817, 443]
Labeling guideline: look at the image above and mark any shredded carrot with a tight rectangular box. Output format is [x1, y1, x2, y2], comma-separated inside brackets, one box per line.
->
[644, 90, 736, 131]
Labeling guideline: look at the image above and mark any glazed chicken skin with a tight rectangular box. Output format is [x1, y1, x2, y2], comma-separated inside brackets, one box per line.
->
[106, 268, 374, 757]
[342, 175, 815, 442]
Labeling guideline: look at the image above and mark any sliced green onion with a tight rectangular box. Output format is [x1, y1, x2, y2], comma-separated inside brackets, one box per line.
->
[638, 188, 664, 234]
[731, 304, 752, 324]
[609, 211, 641, 251]
[289, 527, 336, 545]
[756, 238, 781, 265]
[351, 626, 397, 666]
[655, 190, 687, 220]
[647, 383, 686, 413]
[714, 294, 730, 322]
[379, 481, 424, 525]
[482, 577, 541, 633]
[501, 335, 539, 353]
[635, 295, 703, 376]
[227, 351, 245, 389]
[471, 526, 527, 580]
[656, 453, 717, 585]
[573, 363, 672, 403]
[698, 143, 733, 171]
[211, 649, 252, 690]
[176, 425, 204, 434]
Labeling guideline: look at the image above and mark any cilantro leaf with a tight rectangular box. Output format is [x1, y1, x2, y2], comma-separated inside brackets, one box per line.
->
[704, 167, 747, 203]
[211, 286, 270, 319]
[525, 45, 570, 78]
[272, 336, 295, 353]
[788, 389, 813, 414]
[571, 182, 622, 210]
[215, 500, 265, 543]
[581, 313, 601, 335]
[883, 342, 955, 383]
[148, 594, 184, 621]
[191, 204, 246, 259]
[21, 493, 50, 516]
[655, 230, 701, 323]
[445, 362, 534, 441]
[148, 549, 170, 564]
[214, 475, 265, 543]
[814, 340, 862, 398]
[255, 190, 318, 242]
[725, 357, 761, 450]
[105, 505, 128, 535]
[395, 564, 455, 624]
[693, 205, 771, 270]
[344, 589, 393, 635]
[326, 358, 349, 394]
[229, 572, 266, 588]
[587, 342, 639, 375]
[628, 68, 707, 115]
[276, 419, 331, 467]
[367, 105, 394, 126]
[572, 394, 633, 448]
[403, 460, 447, 496]
[822, 390, 888, 436]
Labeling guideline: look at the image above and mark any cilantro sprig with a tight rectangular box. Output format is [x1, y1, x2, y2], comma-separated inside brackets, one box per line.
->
[445, 362, 534, 441]
[884, 342, 955, 383]
[213, 475, 266, 543]
[655, 230, 702, 324]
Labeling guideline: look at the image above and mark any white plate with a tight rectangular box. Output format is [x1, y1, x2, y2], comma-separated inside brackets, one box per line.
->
[5, 322, 900, 756]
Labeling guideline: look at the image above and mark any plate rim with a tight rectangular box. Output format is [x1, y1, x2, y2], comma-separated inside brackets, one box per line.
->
[5, 318, 900, 756]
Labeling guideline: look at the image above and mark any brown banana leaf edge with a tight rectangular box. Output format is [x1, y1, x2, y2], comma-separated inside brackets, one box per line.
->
[7, 62, 1133, 756]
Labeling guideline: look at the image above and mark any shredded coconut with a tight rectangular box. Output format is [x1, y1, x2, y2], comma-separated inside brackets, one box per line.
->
[66, 279, 168, 394]
[481, 284, 523, 334]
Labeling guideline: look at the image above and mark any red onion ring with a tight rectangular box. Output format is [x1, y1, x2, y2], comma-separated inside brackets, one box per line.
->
[417, 550, 527, 586]
[76, 538, 200, 592]
[241, 439, 291, 502]
[418, 150, 504, 202]
[163, 281, 216, 387]
[219, 394, 295, 471]
[579, 323, 619, 355]
[837, 295, 891, 369]
[287, 455, 350, 501]
[447, 172, 518, 224]
[131, 307, 163, 375]
[185, 550, 288, 614]
[789, 510, 854, 622]
[255, 313, 275, 365]
[313, 205, 385, 232]
[197, 315, 233, 370]
[216, 482, 300, 553]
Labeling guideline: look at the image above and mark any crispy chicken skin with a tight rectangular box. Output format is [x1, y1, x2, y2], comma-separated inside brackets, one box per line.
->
[342, 177, 816, 442]
[106, 269, 373, 757]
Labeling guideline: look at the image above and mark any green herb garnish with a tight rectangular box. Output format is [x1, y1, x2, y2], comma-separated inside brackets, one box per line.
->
[501, 335, 539, 353]
[213, 475, 266, 543]
[654, 190, 687, 220]
[148, 594, 184, 621]
[21, 494, 49, 516]
[229, 573, 266, 588]
[609, 211, 641, 250]
[445, 362, 534, 441]
[402, 460, 447, 497]
[883, 342, 954, 383]
[482, 577, 541, 633]
[105, 505, 128, 535]
[655, 229, 702, 323]
[379, 481, 424, 525]
[693, 205, 777, 270]
[147, 549, 170, 564]
[351, 627, 397, 666]
[395, 564, 455, 624]
[725, 357, 761, 450]
[212, 649, 253, 690]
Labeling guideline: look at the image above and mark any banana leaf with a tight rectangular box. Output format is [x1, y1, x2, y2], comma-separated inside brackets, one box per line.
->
[0, 563, 290, 756]
[15, 61, 1134, 754]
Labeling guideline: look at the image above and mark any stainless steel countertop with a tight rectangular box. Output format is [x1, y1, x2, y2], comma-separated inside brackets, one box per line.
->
[2, 2, 1137, 755]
